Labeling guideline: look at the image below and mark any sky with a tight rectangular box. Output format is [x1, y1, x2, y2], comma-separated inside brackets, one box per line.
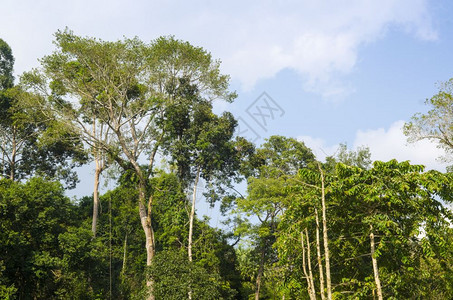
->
[1, 1, 452, 218]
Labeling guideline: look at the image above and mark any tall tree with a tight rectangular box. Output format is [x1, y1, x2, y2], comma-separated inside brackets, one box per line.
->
[0, 39, 14, 178]
[324, 143, 372, 172]
[236, 136, 316, 299]
[332, 160, 453, 298]
[0, 39, 85, 186]
[152, 54, 240, 300]
[0, 38, 14, 90]
[32, 30, 236, 298]
[404, 79, 453, 163]
[277, 159, 453, 298]
[0, 178, 104, 299]
[164, 103, 238, 263]
[279, 162, 333, 299]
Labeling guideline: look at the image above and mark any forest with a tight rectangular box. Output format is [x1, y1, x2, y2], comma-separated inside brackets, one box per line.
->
[0, 31, 452, 299]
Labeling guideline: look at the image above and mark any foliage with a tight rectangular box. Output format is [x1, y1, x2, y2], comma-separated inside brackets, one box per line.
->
[0, 38, 14, 90]
[0, 39, 86, 186]
[324, 143, 372, 172]
[149, 250, 231, 300]
[276, 159, 453, 299]
[84, 171, 242, 299]
[234, 136, 316, 299]
[1, 32, 453, 299]
[0, 178, 108, 299]
[404, 78, 453, 161]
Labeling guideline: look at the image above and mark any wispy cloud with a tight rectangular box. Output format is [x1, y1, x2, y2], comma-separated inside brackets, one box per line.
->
[297, 135, 339, 161]
[353, 120, 447, 171]
[299, 120, 448, 172]
[1, 0, 436, 96]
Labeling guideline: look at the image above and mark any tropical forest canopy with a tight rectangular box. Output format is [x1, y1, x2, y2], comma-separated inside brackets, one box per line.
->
[0, 31, 452, 300]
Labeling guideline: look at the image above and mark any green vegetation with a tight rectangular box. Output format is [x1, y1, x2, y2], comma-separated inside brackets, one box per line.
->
[0, 33, 452, 299]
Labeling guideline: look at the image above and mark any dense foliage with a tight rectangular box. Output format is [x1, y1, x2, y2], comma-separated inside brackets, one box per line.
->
[0, 34, 452, 299]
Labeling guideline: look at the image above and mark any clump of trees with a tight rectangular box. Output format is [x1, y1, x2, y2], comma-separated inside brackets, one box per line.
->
[0, 33, 452, 299]
[404, 78, 453, 170]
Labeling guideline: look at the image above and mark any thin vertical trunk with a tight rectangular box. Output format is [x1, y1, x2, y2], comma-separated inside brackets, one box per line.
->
[10, 129, 16, 181]
[122, 232, 128, 275]
[315, 208, 326, 300]
[305, 228, 316, 298]
[9, 157, 15, 181]
[188, 166, 200, 262]
[1, 139, 5, 177]
[92, 159, 102, 237]
[140, 136, 159, 300]
[91, 118, 105, 238]
[109, 198, 112, 299]
[255, 248, 265, 300]
[301, 231, 316, 300]
[370, 227, 383, 300]
[319, 163, 332, 300]
[138, 179, 155, 300]
[188, 166, 200, 300]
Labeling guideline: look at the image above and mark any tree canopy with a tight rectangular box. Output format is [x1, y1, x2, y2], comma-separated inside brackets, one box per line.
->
[1, 32, 452, 299]
[404, 79, 453, 163]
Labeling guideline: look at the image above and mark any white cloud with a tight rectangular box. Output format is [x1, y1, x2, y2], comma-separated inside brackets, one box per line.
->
[353, 120, 447, 171]
[0, 0, 436, 96]
[198, 0, 437, 94]
[297, 136, 339, 161]
[300, 121, 448, 172]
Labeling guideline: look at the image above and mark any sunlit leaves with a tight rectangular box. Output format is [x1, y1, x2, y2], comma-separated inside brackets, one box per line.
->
[404, 78, 453, 161]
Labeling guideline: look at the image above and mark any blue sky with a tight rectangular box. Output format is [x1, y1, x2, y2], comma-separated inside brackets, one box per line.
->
[1, 1, 452, 205]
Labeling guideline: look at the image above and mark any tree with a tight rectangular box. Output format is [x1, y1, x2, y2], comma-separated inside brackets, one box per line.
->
[331, 160, 453, 298]
[163, 101, 238, 267]
[149, 250, 228, 300]
[156, 77, 239, 265]
[0, 38, 14, 90]
[324, 143, 372, 173]
[278, 162, 333, 300]
[0, 178, 104, 298]
[148, 171, 241, 299]
[404, 79, 453, 163]
[276, 159, 453, 299]
[32, 30, 236, 298]
[236, 136, 316, 299]
[0, 39, 86, 186]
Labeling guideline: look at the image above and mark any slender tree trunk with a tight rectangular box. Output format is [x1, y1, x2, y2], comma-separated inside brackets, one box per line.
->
[1, 139, 5, 177]
[315, 208, 326, 300]
[305, 228, 316, 299]
[10, 129, 16, 181]
[188, 166, 200, 262]
[9, 157, 15, 181]
[188, 166, 200, 300]
[122, 232, 128, 276]
[109, 198, 112, 298]
[301, 231, 316, 300]
[139, 198, 155, 264]
[138, 179, 155, 300]
[319, 164, 332, 300]
[255, 248, 265, 300]
[370, 227, 383, 300]
[92, 159, 102, 237]
[91, 118, 99, 237]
